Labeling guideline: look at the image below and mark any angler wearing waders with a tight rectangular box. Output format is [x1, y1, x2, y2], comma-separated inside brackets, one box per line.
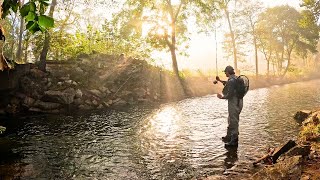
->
[216, 66, 243, 147]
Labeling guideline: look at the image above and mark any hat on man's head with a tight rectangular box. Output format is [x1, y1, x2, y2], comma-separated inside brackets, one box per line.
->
[223, 65, 234, 73]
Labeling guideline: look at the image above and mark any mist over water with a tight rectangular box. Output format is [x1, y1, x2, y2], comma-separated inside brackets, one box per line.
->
[1, 79, 320, 179]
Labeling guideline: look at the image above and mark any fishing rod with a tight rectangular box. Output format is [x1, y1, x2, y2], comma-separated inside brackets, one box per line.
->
[213, 25, 218, 84]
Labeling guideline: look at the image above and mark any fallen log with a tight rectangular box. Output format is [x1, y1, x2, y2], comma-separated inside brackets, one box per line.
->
[253, 140, 296, 166]
[253, 148, 274, 166]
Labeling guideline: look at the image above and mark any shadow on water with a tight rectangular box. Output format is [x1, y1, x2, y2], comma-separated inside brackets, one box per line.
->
[0, 79, 320, 179]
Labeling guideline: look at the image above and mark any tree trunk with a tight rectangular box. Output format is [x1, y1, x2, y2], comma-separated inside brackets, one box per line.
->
[254, 36, 258, 77]
[39, 0, 57, 72]
[267, 59, 270, 76]
[16, 0, 25, 62]
[281, 52, 291, 78]
[24, 34, 29, 62]
[10, 14, 17, 60]
[225, 8, 237, 72]
[170, 22, 187, 96]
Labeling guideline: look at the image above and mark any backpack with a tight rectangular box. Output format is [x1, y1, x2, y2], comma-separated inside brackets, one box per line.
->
[235, 75, 249, 99]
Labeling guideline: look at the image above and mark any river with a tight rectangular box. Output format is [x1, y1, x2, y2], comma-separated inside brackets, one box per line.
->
[1, 80, 320, 179]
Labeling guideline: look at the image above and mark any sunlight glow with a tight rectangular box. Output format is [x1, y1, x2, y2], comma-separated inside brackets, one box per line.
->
[171, 0, 181, 6]
[141, 13, 172, 37]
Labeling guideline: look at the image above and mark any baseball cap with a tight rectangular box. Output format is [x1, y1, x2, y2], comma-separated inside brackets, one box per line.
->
[223, 65, 234, 73]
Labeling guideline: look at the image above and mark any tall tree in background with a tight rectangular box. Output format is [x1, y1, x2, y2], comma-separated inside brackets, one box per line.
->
[39, 0, 57, 71]
[217, 0, 239, 72]
[301, 0, 320, 24]
[257, 5, 319, 77]
[114, 0, 219, 94]
[237, 0, 263, 76]
[16, 0, 25, 62]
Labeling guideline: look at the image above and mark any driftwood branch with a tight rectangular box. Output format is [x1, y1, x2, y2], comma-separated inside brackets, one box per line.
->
[253, 140, 296, 166]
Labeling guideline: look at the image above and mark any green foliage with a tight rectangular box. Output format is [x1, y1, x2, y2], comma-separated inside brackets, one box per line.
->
[0, 126, 6, 134]
[256, 5, 319, 75]
[300, 0, 320, 23]
[1, 0, 54, 33]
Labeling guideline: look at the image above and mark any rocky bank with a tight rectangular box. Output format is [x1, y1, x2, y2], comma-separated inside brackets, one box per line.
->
[0, 53, 218, 115]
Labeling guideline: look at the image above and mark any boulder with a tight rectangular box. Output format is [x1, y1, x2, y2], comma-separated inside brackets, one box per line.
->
[311, 114, 320, 125]
[5, 104, 19, 114]
[85, 100, 92, 105]
[78, 104, 93, 110]
[252, 156, 303, 180]
[42, 90, 75, 104]
[23, 97, 36, 107]
[29, 68, 46, 79]
[75, 67, 84, 73]
[33, 100, 61, 110]
[294, 110, 311, 123]
[64, 88, 76, 97]
[75, 89, 83, 98]
[92, 100, 99, 106]
[135, 88, 147, 98]
[112, 99, 127, 107]
[89, 89, 103, 97]
[73, 98, 83, 105]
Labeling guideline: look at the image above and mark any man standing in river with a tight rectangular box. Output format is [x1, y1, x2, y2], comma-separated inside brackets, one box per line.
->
[215, 65, 243, 147]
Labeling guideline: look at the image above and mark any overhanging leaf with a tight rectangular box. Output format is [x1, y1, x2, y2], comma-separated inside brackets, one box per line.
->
[26, 21, 36, 30]
[20, 3, 30, 17]
[26, 21, 40, 33]
[25, 11, 36, 21]
[38, 15, 54, 28]
[29, 2, 36, 12]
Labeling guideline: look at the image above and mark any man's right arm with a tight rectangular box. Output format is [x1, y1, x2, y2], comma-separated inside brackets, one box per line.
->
[216, 76, 227, 86]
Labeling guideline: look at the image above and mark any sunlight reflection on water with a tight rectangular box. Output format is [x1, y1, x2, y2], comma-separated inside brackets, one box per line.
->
[1, 80, 320, 179]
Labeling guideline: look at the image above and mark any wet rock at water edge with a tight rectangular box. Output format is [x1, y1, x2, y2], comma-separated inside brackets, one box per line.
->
[294, 110, 312, 123]
[33, 100, 61, 110]
[78, 104, 94, 110]
[42, 90, 75, 104]
[252, 156, 303, 180]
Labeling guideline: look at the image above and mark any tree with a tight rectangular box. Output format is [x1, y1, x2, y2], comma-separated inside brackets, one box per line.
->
[300, 0, 320, 24]
[16, 0, 25, 62]
[0, 0, 54, 71]
[256, 5, 319, 77]
[113, 0, 220, 95]
[114, 0, 219, 76]
[236, 0, 263, 76]
[216, 0, 239, 72]
[39, 0, 56, 71]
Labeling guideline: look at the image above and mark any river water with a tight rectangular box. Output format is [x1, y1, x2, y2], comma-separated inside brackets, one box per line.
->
[1, 80, 320, 179]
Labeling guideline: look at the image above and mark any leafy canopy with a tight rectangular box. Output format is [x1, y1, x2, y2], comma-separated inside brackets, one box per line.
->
[1, 0, 54, 33]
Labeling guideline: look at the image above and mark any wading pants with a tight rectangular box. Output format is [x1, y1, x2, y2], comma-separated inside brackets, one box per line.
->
[227, 96, 243, 140]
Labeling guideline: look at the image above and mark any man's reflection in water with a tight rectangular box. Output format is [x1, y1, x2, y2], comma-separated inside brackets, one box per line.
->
[223, 146, 238, 169]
